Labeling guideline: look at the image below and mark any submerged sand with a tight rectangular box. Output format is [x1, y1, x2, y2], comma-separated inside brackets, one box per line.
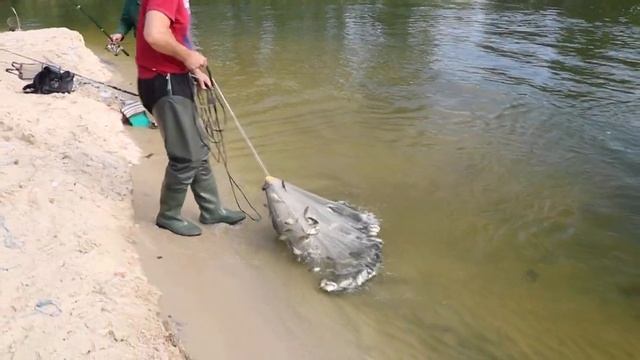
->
[0, 28, 184, 359]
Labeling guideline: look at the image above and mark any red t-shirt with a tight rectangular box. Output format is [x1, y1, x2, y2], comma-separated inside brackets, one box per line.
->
[136, 0, 192, 79]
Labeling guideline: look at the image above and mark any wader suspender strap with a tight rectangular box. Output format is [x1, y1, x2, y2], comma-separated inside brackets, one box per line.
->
[166, 74, 172, 95]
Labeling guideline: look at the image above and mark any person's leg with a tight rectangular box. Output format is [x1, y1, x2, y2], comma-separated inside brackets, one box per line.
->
[138, 74, 245, 235]
[139, 74, 203, 236]
[152, 93, 204, 236]
[191, 159, 246, 225]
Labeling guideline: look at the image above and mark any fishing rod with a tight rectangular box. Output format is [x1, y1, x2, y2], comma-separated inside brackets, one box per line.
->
[0, 48, 138, 96]
[67, 0, 130, 57]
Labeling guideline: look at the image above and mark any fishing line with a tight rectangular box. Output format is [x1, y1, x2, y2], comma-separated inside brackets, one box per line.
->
[0, 48, 138, 96]
[206, 67, 271, 178]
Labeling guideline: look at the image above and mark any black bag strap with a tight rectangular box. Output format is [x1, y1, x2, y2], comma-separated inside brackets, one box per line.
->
[22, 83, 37, 93]
[22, 66, 48, 94]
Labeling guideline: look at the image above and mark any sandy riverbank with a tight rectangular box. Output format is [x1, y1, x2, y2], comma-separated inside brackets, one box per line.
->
[0, 28, 184, 359]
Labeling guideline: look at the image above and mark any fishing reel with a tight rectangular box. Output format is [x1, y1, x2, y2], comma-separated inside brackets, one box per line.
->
[106, 42, 125, 56]
[105, 40, 130, 57]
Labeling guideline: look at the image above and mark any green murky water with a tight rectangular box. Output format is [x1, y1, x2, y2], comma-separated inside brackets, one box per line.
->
[4, 0, 640, 358]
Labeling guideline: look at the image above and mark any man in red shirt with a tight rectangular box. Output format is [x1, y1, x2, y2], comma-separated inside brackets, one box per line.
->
[136, 0, 245, 236]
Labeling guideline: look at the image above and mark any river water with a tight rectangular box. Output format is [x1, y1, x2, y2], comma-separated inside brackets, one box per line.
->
[5, 0, 640, 358]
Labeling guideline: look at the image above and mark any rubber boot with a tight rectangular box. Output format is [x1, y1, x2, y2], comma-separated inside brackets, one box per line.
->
[156, 178, 202, 236]
[192, 164, 246, 225]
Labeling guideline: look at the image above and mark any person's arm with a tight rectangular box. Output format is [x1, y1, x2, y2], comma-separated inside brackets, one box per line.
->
[111, 0, 135, 41]
[143, 10, 206, 71]
[116, 10, 133, 37]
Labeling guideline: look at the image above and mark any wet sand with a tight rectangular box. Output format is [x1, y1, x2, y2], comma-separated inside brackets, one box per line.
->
[127, 129, 362, 359]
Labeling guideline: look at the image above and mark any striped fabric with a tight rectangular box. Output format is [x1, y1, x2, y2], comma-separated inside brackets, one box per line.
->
[120, 100, 146, 118]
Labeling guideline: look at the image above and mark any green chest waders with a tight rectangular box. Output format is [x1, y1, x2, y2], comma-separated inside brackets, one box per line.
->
[153, 74, 245, 236]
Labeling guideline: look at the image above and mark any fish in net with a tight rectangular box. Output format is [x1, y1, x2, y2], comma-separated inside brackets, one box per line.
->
[263, 177, 383, 292]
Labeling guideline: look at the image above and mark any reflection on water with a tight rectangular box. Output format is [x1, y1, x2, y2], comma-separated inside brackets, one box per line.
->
[5, 0, 640, 358]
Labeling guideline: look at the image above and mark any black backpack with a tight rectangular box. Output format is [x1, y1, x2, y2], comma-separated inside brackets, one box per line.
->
[22, 66, 75, 94]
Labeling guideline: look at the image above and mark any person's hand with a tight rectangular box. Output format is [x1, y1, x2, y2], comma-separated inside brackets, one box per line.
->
[184, 50, 207, 72]
[109, 33, 124, 43]
[192, 68, 212, 90]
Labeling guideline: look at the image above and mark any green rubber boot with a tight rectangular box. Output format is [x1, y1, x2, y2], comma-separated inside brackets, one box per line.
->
[156, 179, 202, 237]
[192, 165, 246, 225]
